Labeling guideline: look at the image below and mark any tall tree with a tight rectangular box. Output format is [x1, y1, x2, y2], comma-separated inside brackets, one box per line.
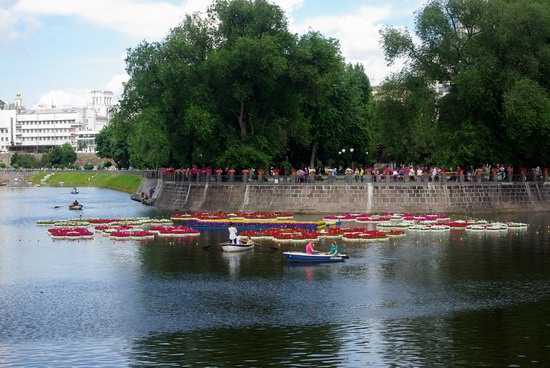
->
[111, 0, 373, 170]
[379, 0, 550, 167]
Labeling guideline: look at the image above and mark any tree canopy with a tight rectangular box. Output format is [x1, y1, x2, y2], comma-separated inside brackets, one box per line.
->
[377, 0, 550, 168]
[104, 0, 372, 170]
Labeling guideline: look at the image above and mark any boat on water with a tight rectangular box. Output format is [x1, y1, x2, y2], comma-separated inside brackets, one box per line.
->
[69, 204, 83, 210]
[283, 251, 348, 263]
[71, 190, 79, 194]
[220, 242, 255, 252]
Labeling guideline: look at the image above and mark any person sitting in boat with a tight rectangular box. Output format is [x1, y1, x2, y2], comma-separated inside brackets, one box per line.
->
[71, 200, 79, 206]
[305, 241, 316, 254]
[73, 187, 78, 192]
[328, 242, 339, 255]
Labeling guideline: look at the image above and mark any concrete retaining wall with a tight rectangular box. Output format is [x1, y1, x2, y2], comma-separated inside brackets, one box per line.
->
[143, 180, 550, 213]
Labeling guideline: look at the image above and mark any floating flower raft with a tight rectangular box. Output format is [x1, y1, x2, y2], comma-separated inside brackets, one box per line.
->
[48, 227, 94, 240]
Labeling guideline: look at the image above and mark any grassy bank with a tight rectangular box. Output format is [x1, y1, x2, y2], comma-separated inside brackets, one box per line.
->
[29, 172, 142, 193]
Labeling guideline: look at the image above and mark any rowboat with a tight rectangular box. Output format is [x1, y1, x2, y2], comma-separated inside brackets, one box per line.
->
[71, 190, 79, 194]
[283, 251, 348, 263]
[220, 242, 254, 252]
[69, 204, 83, 210]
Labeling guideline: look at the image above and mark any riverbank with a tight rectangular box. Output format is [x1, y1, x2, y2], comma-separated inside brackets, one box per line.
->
[28, 172, 142, 193]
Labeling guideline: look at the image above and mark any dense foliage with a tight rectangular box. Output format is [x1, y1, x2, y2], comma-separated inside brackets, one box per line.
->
[10, 153, 39, 169]
[41, 143, 78, 168]
[101, 0, 372, 170]
[377, 0, 550, 168]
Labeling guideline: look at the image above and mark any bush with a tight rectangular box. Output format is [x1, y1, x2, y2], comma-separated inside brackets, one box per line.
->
[10, 152, 38, 168]
[83, 162, 95, 170]
[0, 163, 5, 168]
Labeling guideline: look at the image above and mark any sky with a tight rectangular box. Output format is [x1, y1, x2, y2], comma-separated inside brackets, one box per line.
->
[0, 0, 423, 109]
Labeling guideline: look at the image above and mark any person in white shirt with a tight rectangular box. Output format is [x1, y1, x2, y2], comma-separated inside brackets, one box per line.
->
[228, 222, 238, 244]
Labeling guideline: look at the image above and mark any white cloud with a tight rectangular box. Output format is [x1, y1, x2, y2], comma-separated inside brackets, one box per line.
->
[288, 2, 421, 85]
[0, 5, 42, 45]
[289, 5, 394, 85]
[104, 74, 130, 100]
[271, 0, 304, 14]
[13, 0, 209, 40]
[34, 89, 89, 109]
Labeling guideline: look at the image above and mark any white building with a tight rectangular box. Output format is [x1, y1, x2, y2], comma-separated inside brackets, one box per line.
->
[0, 106, 16, 153]
[3, 90, 113, 153]
[15, 108, 83, 150]
[77, 90, 114, 152]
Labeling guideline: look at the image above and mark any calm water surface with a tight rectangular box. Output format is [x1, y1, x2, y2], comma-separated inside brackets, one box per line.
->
[1, 187, 550, 367]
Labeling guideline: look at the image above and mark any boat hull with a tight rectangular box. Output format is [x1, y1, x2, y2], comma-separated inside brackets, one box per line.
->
[283, 251, 348, 263]
[69, 205, 83, 210]
[220, 242, 254, 252]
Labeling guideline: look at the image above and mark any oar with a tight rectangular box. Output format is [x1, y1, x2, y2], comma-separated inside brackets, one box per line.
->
[255, 241, 280, 251]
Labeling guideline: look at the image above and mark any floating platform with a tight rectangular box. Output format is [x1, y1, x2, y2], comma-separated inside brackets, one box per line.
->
[183, 219, 331, 230]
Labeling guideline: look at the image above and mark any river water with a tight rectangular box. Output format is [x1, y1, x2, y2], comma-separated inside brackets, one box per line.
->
[1, 187, 550, 367]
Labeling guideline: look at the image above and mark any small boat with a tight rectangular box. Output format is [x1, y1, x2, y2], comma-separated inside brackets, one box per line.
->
[71, 190, 79, 194]
[283, 251, 348, 263]
[220, 242, 255, 252]
[69, 204, 83, 210]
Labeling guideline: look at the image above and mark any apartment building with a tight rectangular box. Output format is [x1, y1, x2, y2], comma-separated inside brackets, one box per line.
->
[0, 90, 113, 153]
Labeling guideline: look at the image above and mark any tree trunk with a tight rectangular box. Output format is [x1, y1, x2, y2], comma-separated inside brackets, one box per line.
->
[309, 140, 318, 169]
[238, 100, 246, 139]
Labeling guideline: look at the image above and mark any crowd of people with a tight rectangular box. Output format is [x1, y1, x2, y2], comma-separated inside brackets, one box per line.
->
[156, 164, 548, 183]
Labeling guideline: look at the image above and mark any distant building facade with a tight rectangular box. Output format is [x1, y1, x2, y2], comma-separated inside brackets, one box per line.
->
[1, 90, 113, 153]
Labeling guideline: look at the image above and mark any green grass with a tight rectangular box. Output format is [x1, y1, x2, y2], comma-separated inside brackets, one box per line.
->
[28, 172, 142, 193]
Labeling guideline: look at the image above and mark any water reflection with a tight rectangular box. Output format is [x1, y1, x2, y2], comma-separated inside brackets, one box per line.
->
[129, 325, 344, 367]
[222, 249, 254, 277]
[1, 188, 550, 366]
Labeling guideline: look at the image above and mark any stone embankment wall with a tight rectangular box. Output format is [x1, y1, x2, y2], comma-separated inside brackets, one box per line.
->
[0, 170, 35, 186]
[142, 180, 550, 213]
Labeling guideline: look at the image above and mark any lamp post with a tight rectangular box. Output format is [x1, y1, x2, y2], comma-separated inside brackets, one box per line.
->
[341, 148, 354, 168]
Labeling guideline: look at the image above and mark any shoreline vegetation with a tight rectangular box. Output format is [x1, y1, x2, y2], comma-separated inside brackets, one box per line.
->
[28, 172, 142, 194]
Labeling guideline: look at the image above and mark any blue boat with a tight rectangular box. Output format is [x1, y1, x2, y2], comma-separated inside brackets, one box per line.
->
[283, 251, 348, 263]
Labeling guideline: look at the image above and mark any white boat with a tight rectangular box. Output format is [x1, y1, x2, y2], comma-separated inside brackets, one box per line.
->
[220, 242, 255, 252]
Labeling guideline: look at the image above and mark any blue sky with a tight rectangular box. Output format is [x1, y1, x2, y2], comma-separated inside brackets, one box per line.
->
[0, 0, 423, 108]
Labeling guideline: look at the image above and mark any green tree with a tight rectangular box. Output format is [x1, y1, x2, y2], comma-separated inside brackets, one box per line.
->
[379, 0, 550, 167]
[42, 143, 77, 168]
[10, 153, 38, 168]
[113, 0, 373, 170]
[96, 122, 131, 169]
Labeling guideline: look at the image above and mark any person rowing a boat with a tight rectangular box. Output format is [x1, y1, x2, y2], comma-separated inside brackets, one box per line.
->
[71, 200, 79, 206]
[305, 241, 316, 254]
